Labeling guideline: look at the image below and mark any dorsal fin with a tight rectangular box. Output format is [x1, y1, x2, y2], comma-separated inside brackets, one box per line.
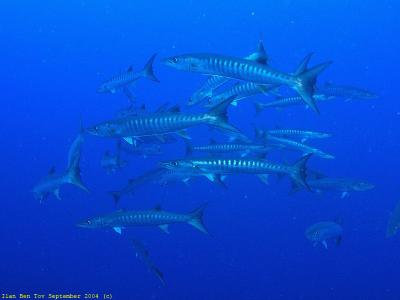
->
[48, 166, 56, 175]
[127, 66, 133, 72]
[154, 204, 162, 211]
[209, 138, 217, 145]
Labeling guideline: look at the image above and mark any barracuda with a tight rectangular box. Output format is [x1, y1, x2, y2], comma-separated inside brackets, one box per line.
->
[164, 53, 331, 114]
[32, 129, 89, 202]
[160, 154, 312, 189]
[188, 39, 268, 106]
[262, 128, 332, 143]
[185, 139, 269, 157]
[98, 54, 159, 94]
[77, 204, 208, 235]
[87, 98, 240, 144]
[206, 82, 278, 107]
[255, 129, 334, 160]
[254, 94, 332, 113]
[317, 82, 378, 100]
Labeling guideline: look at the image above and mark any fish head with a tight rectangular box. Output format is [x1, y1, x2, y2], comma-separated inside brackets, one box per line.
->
[305, 227, 320, 242]
[352, 181, 375, 191]
[159, 159, 196, 172]
[163, 55, 203, 72]
[77, 216, 103, 229]
[97, 82, 114, 94]
[86, 122, 119, 137]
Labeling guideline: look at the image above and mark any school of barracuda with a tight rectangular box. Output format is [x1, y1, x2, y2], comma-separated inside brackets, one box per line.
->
[33, 39, 390, 286]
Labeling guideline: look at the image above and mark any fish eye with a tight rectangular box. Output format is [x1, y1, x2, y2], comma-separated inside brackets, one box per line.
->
[87, 220, 91, 224]
[170, 57, 178, 63]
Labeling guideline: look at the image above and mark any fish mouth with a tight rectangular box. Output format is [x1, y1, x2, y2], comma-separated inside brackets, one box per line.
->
[76, 221, 90, 228]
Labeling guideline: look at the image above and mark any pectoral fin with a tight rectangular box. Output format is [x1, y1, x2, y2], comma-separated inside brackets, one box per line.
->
[113, 227, 122, 234]
[322, 240, 328, 249]
[123, 137, 134, 145]
[159, 224, 170, 234]
[341, 191, 349, 199]
[54, 189, 61, 200]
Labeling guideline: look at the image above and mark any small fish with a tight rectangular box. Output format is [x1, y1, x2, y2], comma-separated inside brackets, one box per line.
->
[77, 204, 209, 235]
[132, 239, 166, 286]
[254, 94, 332, 113]
[33, 130, 89, 202]
[317, 82, 378, 100]
[188, 39, 268, 106]
[387, 200, 400, 238]
[164, 52, 331, 114]
[305, 221, 343, 249]
[87, 98, 241, 144]
[160, 154, 312, 189]
[255, 129, 334, 160]
[97, 54, 159, 94]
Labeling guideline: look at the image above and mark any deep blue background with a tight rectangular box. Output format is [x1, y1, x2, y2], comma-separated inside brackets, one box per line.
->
[1, 0, 399, 299]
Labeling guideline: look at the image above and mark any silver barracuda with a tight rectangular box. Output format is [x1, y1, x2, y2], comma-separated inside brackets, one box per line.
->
[255, 129, 334, 160]
[185, 139, 269, 157]
[77, 204, 208, 235]
[33, 130, 89, 202]
[86, 98, 240, 144]
[132, 239, 166, 286]
[387, 200, 400, 238]
[254, 94, 332, 113]
[265, 128, 332, 143]
[98, 54, 159, 94]
[160, 154, 312, 189]
[188, 39, 268, 106]
[317, 82, 378, 100]
[206, 82, 279, 107]
[164, 52, 331, 114]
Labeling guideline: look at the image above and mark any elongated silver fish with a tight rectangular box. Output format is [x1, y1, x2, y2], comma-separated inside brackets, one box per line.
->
[77, 204, 208, 235]
[254, 94, 332, 113]
[188, 39, 268, 106]
[318, 82, 378, 100]
[98, 54, 159, 94]
[292, 175, 374, 198]
[305, 221, 343, 249]
[255, 129, 334, 160]
[33, 131, 89, 202]
[87, 98, 240, 144]
[206, 82, 278, 107]
[261, 128, 332, 143]
[132, 239, 166, 286]
[164, 53, 331, 114]
[185, 139, 269, 157]
[160, 154, 312, 189]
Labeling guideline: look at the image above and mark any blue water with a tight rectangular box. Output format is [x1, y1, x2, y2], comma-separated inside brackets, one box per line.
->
[1, 0, 399, 299]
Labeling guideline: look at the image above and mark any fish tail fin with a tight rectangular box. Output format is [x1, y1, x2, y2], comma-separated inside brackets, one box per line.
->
[67, 164, 89, 193]
[294, 61, 332, 114]
[184, 139, 193, 156]
[206, 96, 240, 134]
[290, 154, 312, 191]
[188, 203, 209, 234]
[141, 53, 159, 82]
[108, 191, 121, 205]
[294, 53, 314, 75]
